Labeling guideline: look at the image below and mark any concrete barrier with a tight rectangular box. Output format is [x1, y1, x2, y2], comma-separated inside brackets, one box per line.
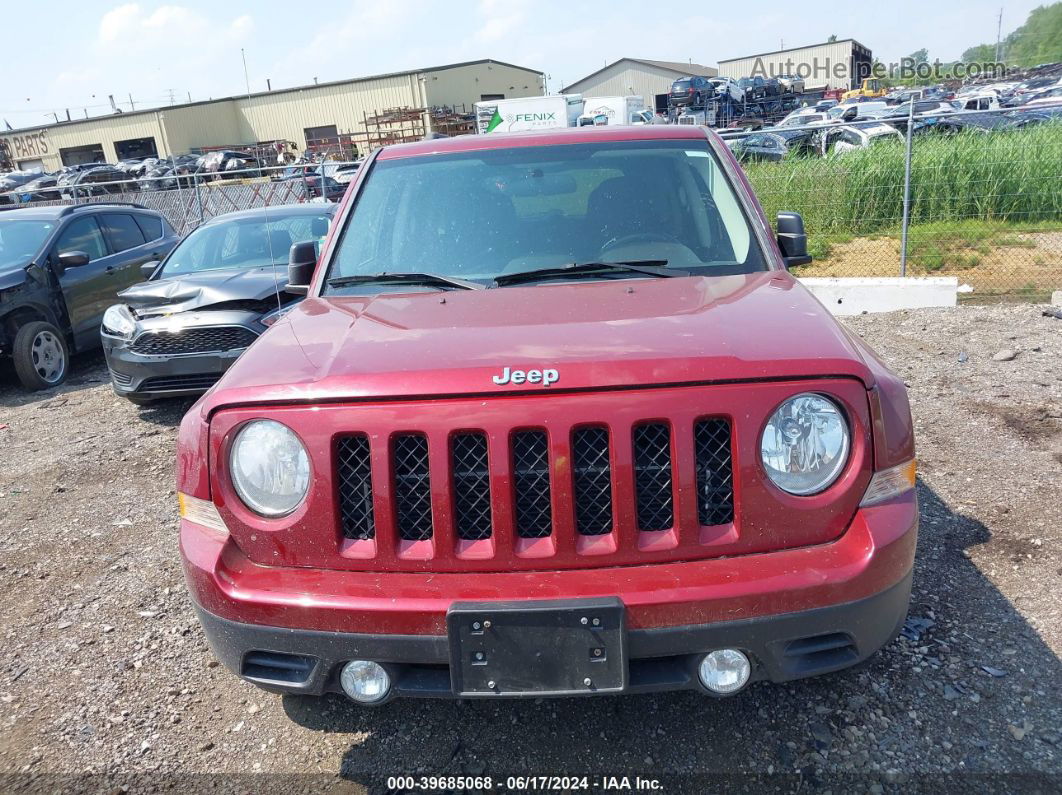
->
[799, 277, 959, 316]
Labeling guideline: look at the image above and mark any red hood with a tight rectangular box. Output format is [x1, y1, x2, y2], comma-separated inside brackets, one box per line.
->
[197, 271, 873, 412]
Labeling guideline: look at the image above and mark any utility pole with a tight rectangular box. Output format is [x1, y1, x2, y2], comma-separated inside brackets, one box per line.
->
[994, 8, 1003, 62]
[166, 88, 176, 105]
[128, 93, 135, 111]
[241, 48, 251, 97]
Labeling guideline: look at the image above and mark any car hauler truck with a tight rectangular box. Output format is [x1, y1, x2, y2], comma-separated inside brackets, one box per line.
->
[475, 95, 584, 134]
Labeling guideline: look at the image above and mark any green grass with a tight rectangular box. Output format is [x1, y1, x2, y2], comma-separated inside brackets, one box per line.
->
[743, 123, 1062, 240]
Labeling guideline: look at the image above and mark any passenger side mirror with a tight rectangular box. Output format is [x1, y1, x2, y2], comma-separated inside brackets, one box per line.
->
[776, 212, 812, 268]
[140, 260, 160, 280]
[58, 250, 89, 268]
[286, 240, 317, 295]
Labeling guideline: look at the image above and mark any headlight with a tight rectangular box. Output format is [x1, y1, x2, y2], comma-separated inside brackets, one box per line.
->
[229, 420, 310, 516]
[760, 393, 850, 495]
[102, 305, 137, 338]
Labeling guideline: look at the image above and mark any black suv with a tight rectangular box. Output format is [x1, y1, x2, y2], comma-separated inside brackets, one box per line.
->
[670, 75, 715, 107]
[0, 203, 178, 390]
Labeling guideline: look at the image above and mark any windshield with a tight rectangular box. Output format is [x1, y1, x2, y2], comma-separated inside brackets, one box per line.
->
[159, 211, 332, 277]
[326, 138, 766, 290]
[0, 220, 54, 269]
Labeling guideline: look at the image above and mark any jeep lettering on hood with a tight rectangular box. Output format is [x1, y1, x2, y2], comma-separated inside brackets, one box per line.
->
[492, 367, 559, 386]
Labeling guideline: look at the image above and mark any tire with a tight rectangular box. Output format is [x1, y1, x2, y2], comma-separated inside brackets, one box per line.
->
[125, 394, 156, 406]
[12, 321, 69, 391]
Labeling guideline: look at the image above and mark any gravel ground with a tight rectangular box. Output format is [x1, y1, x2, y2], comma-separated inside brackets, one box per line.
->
[0, 304, 1059, 793]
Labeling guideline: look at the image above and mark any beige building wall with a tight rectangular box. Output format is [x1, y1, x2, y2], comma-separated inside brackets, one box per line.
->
[231, 73, 420, 150]
[160, 102, 243, 154]
[1, 112, 167, 171]
[717, 41, 869, 91]
[562, 62, 714, 111]
[425, 61, 542, 108]
[0, 60, 543, 172]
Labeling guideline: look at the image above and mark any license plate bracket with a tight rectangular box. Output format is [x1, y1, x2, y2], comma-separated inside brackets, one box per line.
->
[448, 597, 626, 696]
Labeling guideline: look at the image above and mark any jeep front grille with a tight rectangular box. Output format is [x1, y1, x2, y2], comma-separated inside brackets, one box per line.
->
[451, 432, 492, 541]
[572, 427, 613, 536]
[334, 419, 733, 552]
[337, 435, 374, 540]
[695, 418, 734, 527]
[392, 434, 433, 541]
[633, 423, 673, 531]
[512, 430, 552, 539]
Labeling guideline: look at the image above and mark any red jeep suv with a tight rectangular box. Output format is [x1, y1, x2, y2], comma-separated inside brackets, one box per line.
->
[177, 125, 916, 703]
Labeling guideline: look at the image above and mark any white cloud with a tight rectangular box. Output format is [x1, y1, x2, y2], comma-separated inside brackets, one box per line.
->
[94, 3, 252, 53]
[473, 0, 529, 43]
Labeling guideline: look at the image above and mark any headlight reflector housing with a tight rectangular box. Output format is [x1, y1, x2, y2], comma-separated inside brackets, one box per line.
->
[229, 420, 310, 516]
[760, 393, 849, 495]
[102, 304, 137, 338]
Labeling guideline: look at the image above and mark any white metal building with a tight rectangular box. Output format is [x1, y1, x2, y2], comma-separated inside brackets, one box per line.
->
[561, 58, 718, 114]
[716, 40, 873, 92]
[0, 59, 543, 172]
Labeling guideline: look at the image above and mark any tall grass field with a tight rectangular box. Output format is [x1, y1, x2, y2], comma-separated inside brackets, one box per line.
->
[741, 122, 1062, 238]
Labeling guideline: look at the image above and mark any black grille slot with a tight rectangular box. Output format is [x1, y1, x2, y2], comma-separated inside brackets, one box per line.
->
[130, 326, 258, 356]
[137, 373, 220, 392]
[633, 423, 674, 531]
[572, 427, 613, 536]
[451, 433, 492, 541]
[392, 434, 433, 541]
[511, 431, 552, 538]
[336, 436, 375, 540]
[695, 418, 734, 526]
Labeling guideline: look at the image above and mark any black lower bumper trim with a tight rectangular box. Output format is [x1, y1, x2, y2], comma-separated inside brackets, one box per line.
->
[193, 569, 912, 701]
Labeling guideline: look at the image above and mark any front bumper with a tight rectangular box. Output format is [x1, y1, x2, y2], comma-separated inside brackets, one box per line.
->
[102, 312, 262, 399]
[183, 493, 917, 699]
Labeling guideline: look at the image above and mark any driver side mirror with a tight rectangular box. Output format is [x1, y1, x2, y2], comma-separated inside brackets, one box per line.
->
[58, 250, 90, 268]
[140, 260, 160, 280]
[286, 240, 317, 296]
[776, 212, 812, 268]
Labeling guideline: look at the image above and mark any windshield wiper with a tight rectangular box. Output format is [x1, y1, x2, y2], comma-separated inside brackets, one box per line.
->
[327, 272, 484, 291]
[493, 260, 687, 287]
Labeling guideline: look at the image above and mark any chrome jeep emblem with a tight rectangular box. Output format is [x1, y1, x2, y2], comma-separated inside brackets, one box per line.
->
[492, 366, 559, 387]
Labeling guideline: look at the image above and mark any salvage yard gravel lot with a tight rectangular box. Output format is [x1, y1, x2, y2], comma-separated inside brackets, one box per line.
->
[0, 304, 1059, 792]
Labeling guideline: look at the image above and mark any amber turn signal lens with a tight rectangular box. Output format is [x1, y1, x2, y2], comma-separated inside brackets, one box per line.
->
[859, 459, 916, 507]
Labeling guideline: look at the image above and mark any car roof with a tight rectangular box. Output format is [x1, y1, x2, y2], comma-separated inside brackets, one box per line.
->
[0, 203, 156, 221]
[377, 124, 710, 160]
[200, 203, 338, 227]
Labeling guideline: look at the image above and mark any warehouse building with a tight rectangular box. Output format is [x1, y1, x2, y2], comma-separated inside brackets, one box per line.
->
[561, 58, 718, 114]
[0, 59, 543, 172]
[717, 39, 872, 92]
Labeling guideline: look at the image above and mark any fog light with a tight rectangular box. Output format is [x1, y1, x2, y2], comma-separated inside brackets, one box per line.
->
[698, 649, 751, 694]
[339, 660, 390, 703]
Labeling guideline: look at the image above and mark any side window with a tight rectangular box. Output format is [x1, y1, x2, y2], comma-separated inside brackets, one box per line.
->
[55, 216, 107, 261]
[133, 213, 163, 242]
[100, 214, 146, 253]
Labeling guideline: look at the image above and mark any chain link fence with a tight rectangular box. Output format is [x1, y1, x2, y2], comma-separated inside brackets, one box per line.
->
[4, 107, 1060, 302]
[0, 163, 349, 236]
[728, 105, 1062, 302]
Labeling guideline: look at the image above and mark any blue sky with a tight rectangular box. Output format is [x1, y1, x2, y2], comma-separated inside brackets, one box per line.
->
[2, 0, 1047, 127]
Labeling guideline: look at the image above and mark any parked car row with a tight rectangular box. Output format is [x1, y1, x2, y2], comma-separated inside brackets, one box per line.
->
[0, 151, 359, 207]
[0, 200, 334, 397]
[726, 102, 1060, 162]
